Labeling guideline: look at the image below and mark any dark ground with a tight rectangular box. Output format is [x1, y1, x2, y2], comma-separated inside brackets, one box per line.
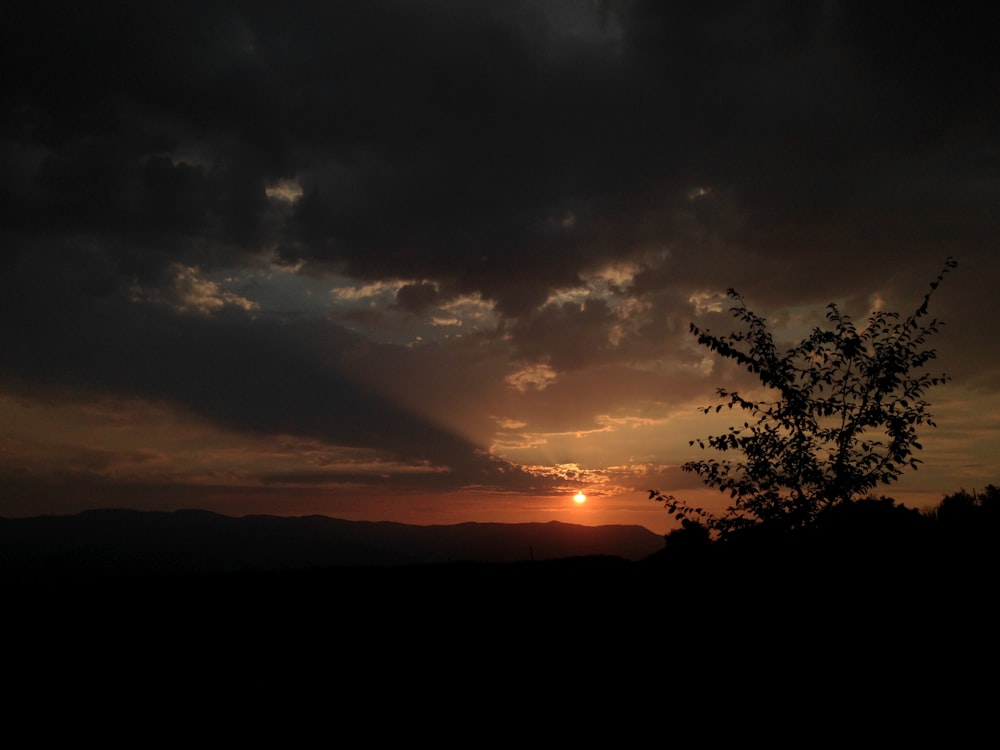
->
[3, 522, 995, 740]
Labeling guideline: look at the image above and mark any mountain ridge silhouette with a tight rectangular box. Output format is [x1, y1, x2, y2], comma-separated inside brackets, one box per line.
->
[0, 507, 665, 579]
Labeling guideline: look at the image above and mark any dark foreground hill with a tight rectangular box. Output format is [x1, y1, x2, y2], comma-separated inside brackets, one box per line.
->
[2, 504, 996, 731]
[0, 508, 665, 579]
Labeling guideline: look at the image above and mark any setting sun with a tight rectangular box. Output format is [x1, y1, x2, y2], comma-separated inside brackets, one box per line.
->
[573, 492, 587, 504]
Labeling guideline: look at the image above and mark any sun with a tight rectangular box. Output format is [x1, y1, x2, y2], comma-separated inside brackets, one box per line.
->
[573, 492, 587, 504]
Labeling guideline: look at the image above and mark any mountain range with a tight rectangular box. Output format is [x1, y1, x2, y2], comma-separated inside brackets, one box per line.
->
[0, 508, 666, 579]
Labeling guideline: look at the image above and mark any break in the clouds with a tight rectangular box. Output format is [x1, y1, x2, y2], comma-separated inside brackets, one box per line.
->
[1, 1, 998, 528]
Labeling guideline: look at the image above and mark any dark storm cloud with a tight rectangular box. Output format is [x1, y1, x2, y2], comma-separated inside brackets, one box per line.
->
[394, 281, 441, 315]
[510, 298, 619, 371]
[4, 1, 996, 303]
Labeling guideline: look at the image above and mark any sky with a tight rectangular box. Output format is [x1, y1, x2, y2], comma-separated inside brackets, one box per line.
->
[1, 1, 998, 535]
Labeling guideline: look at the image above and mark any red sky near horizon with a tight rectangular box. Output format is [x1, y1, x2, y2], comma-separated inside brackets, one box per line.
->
[2, 2, 998, 535]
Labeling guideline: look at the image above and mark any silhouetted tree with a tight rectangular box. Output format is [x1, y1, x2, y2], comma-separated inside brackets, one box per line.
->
[929, 484, 1000, 546]
[662, 518, 712, 552]
[652, 259, 957, 539]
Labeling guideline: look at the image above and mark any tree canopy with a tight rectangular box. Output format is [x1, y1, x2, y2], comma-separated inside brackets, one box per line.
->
[652, 259, 957, 539]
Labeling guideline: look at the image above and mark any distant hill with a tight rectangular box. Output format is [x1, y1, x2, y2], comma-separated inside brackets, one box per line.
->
[0, 508, 665, 579]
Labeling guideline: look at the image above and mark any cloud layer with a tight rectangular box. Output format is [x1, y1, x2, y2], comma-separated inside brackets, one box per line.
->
[2, 1, 998, 528]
